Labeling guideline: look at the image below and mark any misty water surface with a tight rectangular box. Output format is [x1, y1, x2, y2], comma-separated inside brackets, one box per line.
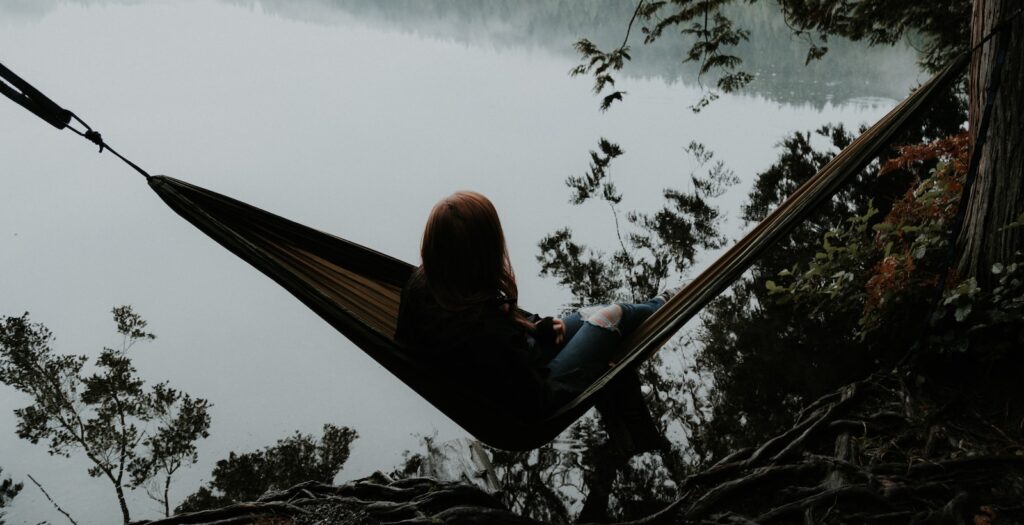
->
[0, 1, 924, 522]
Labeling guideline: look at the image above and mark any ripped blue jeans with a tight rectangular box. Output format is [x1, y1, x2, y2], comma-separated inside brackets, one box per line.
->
[545, 298, 665, 391]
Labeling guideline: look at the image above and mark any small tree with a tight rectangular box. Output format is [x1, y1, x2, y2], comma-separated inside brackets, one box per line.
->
[176, 424, 357, 514]
[539, 139, 738, 306]
[130, 382, 212, 517]
[0, 307, 212, 524]
[0, 468, 22, 525]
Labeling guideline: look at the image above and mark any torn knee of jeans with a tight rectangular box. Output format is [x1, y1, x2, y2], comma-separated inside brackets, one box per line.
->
[580, 304, 623, 333]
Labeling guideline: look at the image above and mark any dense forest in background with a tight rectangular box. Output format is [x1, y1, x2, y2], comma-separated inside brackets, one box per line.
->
[0, 0, 921, 106]
[237, 0, 918, 107]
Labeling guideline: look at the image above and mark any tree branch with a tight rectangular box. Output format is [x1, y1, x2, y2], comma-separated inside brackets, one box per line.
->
[27, 475, 79, 525]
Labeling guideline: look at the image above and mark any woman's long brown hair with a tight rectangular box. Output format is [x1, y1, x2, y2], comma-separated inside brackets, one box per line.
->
[417, 191, 526, 323]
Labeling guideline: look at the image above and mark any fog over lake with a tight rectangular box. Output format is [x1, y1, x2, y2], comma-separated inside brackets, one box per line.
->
[0, 1, 924, 522]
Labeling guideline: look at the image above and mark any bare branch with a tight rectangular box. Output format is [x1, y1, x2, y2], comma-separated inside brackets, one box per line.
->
[27, 475, 79, 525]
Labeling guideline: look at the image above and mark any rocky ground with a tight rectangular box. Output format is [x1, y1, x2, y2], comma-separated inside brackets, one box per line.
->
[135, 366, 1024, 525]
[135, 474, 540, 525]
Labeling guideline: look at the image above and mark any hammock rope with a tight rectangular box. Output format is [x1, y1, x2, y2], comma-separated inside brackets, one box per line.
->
[1, 18, 1015, 448]
[0, 62, 151, 179]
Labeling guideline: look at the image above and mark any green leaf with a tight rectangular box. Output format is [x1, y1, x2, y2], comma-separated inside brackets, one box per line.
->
[954, 304, 972, 322]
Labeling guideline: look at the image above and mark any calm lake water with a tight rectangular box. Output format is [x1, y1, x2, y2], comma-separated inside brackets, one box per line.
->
[0, 1, 923, 522]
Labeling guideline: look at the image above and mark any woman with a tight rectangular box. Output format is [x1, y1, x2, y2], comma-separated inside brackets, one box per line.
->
[395, 191, 674, 450]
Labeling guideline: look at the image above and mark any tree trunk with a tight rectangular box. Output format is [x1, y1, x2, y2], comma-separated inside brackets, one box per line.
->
[164, 475, 171, 517]
[958, 0, 1024, 282]
[115, 483, 131, 525]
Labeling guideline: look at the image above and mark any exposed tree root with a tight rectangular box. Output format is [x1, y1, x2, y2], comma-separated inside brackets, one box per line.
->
[622, 370, 1024, 525]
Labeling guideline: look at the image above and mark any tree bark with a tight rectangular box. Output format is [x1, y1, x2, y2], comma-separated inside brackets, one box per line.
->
[958, 0, 1024, 282]
[164, 475, 171, 518]
[116, 483, 131, 525]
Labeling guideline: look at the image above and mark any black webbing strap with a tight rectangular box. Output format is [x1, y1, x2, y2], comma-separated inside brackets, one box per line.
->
[0, 60, 150, 179]
[0, 62, 72, 130]
[971, 5, 1024, 54]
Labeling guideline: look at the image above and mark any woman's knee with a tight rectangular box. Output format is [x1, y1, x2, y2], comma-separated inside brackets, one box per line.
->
[575, 297, 664, 335]
[578, 304, 625, 334]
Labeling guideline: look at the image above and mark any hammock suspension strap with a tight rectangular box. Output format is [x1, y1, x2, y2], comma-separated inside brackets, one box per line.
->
[0, 62, 151, 180]
[0, 61, 70, 130]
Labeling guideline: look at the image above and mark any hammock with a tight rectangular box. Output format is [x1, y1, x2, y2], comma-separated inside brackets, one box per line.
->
[1, 55, 966, 451]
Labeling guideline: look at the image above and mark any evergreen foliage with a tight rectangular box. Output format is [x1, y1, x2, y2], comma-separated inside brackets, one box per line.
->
[0, 307, 211, 524]
[539, 139, 738, 308]
[176, 424, 357, 514]
[0, 469, 21, 525]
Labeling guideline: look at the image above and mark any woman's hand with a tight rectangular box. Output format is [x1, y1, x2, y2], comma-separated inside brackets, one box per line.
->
[552, 318, 566, 345]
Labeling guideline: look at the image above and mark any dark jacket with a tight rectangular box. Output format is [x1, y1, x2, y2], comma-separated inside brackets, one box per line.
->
[394, 273, 566, 421]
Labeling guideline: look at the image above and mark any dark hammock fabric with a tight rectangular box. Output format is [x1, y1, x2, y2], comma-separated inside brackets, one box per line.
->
[149, 55, 966, 451]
